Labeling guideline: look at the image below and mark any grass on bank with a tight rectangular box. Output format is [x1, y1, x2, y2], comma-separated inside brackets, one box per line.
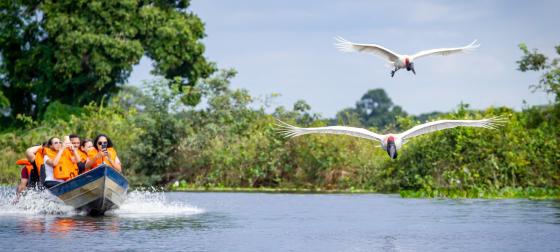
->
[400, 186, 560, 200]
[169, 182, 560, 199]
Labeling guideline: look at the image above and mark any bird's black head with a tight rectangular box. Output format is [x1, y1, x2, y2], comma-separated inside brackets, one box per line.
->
[406, 62, 416, 75]
[386, 136, 398, 159]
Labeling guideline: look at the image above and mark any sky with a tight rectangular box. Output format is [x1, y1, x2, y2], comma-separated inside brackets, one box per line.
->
[128, 0, 560, 118]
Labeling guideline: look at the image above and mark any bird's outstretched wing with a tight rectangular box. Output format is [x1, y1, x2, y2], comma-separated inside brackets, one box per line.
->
[335, 36, 400, 63]
[411, 40, 480, 60]
[398, 116, 506, 142]
[276, 120, 384, 143]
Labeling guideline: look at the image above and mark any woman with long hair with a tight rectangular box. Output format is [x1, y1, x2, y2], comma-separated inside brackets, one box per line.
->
[85, 134, 122, 172]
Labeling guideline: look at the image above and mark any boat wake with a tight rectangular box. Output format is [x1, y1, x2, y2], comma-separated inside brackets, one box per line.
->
[109, 189, 204, 218]
[0, 187, 203, 217]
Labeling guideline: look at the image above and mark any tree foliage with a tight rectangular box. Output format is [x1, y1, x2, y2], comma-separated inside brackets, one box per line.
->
[0, 69, 558, 197]
[517, 43, 560, 102]
[127, 79, 185, 184]
[335, 88, 407, 130]
[0, 0, 215, 121]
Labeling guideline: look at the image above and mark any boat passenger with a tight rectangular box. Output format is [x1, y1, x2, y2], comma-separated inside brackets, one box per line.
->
[14, 142, 50, 203]
[85, 134, 122, 173]
[69, 134, 81, 152]
[13, 159, 33, 203]
[43, 137, 80, 188]
[26, 142, 49, 184]
[24, 143, 46, 187]
[68, 134, 85, 174]
[65, 135, 82, 178]
[77, 138, 93, 174]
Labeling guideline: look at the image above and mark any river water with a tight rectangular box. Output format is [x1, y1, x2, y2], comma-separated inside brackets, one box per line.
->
[0, 187, 559, 251]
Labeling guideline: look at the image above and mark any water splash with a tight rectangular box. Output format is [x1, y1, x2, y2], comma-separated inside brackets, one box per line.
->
[0, 188, 75, 216]
[0, 187, 203, 217]
[108, 189, 204, 218]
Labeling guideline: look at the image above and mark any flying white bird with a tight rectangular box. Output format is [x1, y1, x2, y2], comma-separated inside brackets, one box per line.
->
[334, 36, 480, 77]
[277, 117, 505, 159]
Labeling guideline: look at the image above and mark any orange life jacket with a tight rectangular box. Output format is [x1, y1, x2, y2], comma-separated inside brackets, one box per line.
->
[45, 148, 78, 181]
[87, 147, 118, 171]
[34, 147, 46, 176]
[16, 158, 40, 187]
[77, 149, 88, 163]
[16, 159, 33, 178]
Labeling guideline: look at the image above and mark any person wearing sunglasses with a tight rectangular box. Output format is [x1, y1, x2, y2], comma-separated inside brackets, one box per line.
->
[43, 137, 79, 188]
[85, 134, 122, 172]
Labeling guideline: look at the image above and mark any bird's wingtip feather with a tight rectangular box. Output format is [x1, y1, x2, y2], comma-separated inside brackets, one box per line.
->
[334, 36, 355, 52]
[467, 39, 481, 49]
[274, 119, 304, 138]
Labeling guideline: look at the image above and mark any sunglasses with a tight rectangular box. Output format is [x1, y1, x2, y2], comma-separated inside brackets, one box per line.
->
[97, 141, 108, 145]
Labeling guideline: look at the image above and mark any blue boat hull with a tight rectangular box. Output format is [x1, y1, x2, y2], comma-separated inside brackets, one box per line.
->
[49, 165, 129, 215]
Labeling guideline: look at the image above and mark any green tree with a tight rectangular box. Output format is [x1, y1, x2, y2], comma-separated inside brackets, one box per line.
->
[337, 89, 407, 129]
[334, 107, 362, 127]
[0, 0, 215, 121]
[127, 78, 185, 184]
[517, 43, 560, 102]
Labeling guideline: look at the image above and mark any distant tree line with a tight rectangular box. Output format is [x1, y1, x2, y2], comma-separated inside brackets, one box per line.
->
[332, 88, 443, 130]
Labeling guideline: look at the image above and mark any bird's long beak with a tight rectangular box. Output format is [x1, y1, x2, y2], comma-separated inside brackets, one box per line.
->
[411, 63, 416, 75]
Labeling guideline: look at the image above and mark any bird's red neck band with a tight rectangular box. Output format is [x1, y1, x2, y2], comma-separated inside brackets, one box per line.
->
[405, 58, 410, 65]
[388, 136, 395, 142]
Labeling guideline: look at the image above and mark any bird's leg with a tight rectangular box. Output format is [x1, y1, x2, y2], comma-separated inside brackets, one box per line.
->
[390, 67, 397, 77]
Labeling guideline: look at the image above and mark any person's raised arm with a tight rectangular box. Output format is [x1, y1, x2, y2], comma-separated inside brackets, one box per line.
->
[70, 145, 81, 164]
[85, 150, 103, 170]
[46, 145, 66, 167]
[25, 145, 41, 162]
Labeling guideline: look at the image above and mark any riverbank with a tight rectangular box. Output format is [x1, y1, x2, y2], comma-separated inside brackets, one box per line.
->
[169, 184, 560, 199]
[2, 182, 558, 199]
[400, 187, 560, 200]
[169, 185, 379, 194]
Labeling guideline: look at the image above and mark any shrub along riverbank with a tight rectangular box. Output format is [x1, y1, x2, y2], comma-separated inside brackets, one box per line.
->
[1, 68, 558, 198]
